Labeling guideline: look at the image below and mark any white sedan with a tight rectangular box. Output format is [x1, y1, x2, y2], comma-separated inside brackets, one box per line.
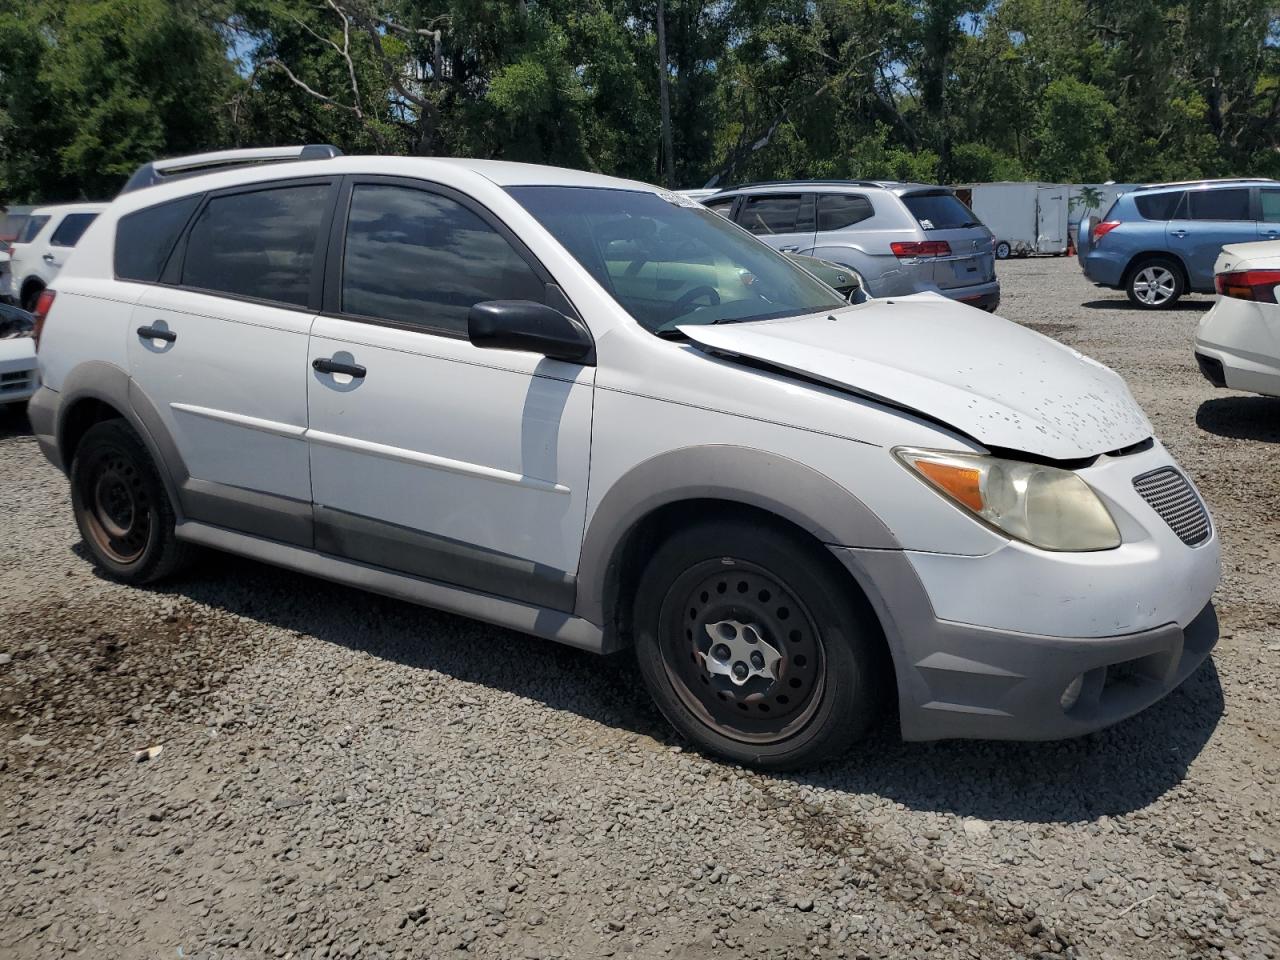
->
[0, 303, 38, 411]
[1195, 240, 1280, 398]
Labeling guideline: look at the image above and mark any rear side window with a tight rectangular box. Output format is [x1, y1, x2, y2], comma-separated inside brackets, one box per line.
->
[115, 196, 200, 282]
[737, 194, 814, 235]
[1187, 188, 1251, 221]
[0, 213, 29, 243]
[17, 216, 49, 243]
[900, 192, 976, 230]
[1134, 192, 1183, 220]
[182, 183, 330, 307]
[818, 194, 874, 231]
[340, 184, 544, 335]
[49, 213, 98, 247]
[1261, 189, 1280, 223]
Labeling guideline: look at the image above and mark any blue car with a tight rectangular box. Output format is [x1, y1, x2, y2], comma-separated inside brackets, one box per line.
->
[1078, 178, 1280, 309]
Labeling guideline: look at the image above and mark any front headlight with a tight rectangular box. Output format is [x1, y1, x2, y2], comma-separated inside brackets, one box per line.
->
[894, 447, 1121, 551]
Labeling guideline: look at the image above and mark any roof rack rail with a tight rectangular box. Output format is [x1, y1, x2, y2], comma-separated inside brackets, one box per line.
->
[119, 144, 344, 195]
[1136, 176, 1276, 190]
[716, 179, 894, 192]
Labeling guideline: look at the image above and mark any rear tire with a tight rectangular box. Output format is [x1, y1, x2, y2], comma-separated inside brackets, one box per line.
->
[1126, 257, 1184, 309]
[70, 419, 190, 584]
[632, 520, 884, 770]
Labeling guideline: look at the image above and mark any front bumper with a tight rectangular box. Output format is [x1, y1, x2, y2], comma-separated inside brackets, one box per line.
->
[0, 345, 39, 405]
[833, 545, 1218, 741]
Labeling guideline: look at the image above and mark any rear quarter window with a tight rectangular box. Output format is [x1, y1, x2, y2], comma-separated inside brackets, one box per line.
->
[900, 192, 977, 230]
[1133, 192, 1183, 221]
[115, 196, 202, 282]
[17, 216, 49, 243]
[49, 212, 100, 247]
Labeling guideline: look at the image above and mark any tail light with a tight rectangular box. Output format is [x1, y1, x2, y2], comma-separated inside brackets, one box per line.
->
[1092, 220, 1121, 244]
[1215, 269, 1280, 303]
[891, 240, 952, 259]
[32, 289, 56, 349]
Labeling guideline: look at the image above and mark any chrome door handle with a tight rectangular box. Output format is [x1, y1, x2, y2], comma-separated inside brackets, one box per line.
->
[780, 245, 799, 253]
[42, 253, 56, 263]
[1171, 230, 1188, 239]
[136, 325, 176, 343]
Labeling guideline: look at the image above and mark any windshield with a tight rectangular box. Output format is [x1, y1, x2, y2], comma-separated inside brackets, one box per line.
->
[901, 192, 980, 231]
[507, 186, 845, 333]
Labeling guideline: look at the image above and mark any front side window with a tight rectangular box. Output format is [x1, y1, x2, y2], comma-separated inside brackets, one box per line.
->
[182, 183, 330, 307]
[49, 213, 98, 247]
[508, 186, 846, 333]
[818, 194, 874, 231]
[17, 216, 49, 243]
[341, 184, 544, 335]
[737, 194, 810, 235]
[1187, 188, 1251, 221]
[1258, 189, 1280, 223]
[702, 196, 735, 219]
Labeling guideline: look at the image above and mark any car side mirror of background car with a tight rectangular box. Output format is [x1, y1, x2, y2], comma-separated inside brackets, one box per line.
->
[468, 300, 596, 365]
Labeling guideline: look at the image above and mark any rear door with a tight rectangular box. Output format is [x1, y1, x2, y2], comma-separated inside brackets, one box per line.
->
[1258, 187, 1280, 242]
[126, 178, 338, 546]
[1166, 187, 1254, 290]
[899, 190, 994, 290]
[733, 193, 816, 255]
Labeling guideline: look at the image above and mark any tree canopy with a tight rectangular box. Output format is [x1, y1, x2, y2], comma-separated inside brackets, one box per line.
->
[1, 0, 1277, 202]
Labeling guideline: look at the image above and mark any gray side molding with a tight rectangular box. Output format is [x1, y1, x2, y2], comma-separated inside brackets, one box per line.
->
[575, 444, 899, 627]
[53, 362, 188, 514]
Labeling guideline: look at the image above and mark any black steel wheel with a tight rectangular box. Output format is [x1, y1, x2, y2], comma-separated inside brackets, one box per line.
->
[634, 519, 885, 770]
[70, 419, 190, 584]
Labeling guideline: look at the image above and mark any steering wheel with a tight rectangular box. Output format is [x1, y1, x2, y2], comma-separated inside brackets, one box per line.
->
[671, 285, 721, 319]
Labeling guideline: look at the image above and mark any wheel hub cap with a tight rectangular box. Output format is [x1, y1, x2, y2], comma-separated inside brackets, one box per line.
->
[701, 619, 782, 686]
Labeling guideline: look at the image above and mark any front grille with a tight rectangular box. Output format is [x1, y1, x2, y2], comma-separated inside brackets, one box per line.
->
[1133, 468, 1211, 546]
[0, 369, 32, 395]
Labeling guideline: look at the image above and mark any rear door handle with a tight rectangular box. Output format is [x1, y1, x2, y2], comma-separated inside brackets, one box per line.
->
[136, 325, 176, 343]
[780, 245, 799, 253]
[42, 253, 57, 263]
[1171, 229, 1188, 239]
[313, 357, 366, 378]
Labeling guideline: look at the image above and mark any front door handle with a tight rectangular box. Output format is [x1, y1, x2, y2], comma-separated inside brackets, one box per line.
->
[313, 357, 366, 378]
[780, 245, 799, 253]
[136, 325, 177, 343]
[42, 253, 57, 263]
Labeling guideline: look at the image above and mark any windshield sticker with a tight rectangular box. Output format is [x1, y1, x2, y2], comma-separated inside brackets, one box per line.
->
[656, 189, 701, 208]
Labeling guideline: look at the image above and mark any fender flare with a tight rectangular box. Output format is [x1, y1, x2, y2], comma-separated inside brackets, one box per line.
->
[574, 444, 900, 626]
[54, 361, 189, 513]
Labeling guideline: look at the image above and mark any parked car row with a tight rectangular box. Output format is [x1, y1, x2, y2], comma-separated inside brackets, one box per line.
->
[25, 145, 1219, 769]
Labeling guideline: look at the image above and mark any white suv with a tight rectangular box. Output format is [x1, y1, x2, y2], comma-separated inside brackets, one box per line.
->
[7, 202, 107, 310]
[30, 146, 1220, 768]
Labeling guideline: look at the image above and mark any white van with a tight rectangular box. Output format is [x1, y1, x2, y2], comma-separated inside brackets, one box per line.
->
[29, 147, 1220, 768]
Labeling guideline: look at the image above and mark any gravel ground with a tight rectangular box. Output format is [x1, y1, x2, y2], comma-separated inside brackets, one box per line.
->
[2, 258, 1278, 960]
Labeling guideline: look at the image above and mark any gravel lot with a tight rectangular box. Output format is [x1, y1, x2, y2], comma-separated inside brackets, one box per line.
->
[2, 258, 1278, 960]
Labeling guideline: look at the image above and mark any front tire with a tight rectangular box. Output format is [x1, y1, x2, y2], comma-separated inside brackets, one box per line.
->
[632, 520, 884, 770]
[1126, 257, 1184, 309]
[70, 419, 190, 584]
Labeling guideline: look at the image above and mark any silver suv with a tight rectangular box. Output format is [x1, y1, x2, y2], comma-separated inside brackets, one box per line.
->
[704, 181, 1000, 310]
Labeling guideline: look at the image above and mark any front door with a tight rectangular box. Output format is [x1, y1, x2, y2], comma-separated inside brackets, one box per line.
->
[126, 178, 338, 546]
[305, 178, 594, 611]
[1165, 187, 1255, 290]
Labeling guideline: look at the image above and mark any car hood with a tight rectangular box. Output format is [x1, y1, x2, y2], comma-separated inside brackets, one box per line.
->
[679, 294, 1152, 460]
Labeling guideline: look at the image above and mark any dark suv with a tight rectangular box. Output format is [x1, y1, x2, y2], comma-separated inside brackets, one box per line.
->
[1078, 179, 1280, 309]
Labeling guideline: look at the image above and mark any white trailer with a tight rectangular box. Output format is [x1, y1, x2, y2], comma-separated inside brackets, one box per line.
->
[955, 182, 1072, 259]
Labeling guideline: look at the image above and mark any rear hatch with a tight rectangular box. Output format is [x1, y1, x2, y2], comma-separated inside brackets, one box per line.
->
[899, 190, 995, 290]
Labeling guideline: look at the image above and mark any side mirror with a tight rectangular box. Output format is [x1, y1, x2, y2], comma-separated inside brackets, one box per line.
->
[468, 300, 595, 365]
